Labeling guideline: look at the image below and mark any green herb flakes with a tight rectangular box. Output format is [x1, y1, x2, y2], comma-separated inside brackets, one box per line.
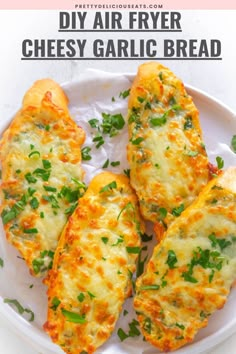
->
[0, 258, 4, 268]
[140, 284, 160, 291]
[216, 156, 224, 170]
[30, 197, 39, 209]
[28, 151, 40, 158]
[166, 250, 178, 269]
[126, 246, 141, 254]
[172, 204, 184, 217]
[100, 181, 117, 193]
[88, 119, 99, 128]
[77, 293, 85, 302]
[92, 134, 104, 149]
[81, 146, 92, 161]
[25, 172, 37, 184]
[50, 297, 61, 310]
[101, 237, 109, 244]
[111, 161, 120, 167]
[4, 298, 34, 322]
[61, 309, 86, 324]
[119, 89, 130, 99]
[131, 137, 144, 145]
[231, 135, 236, 153]
[102, 159, 109, 168]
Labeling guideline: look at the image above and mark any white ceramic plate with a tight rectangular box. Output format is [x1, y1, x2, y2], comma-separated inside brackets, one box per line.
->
[0, 70, 236, 354]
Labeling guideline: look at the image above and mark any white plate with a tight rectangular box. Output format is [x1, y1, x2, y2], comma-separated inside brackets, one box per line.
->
[0, 70, 236, 354]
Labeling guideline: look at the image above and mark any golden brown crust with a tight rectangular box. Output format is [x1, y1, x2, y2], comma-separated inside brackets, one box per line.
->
[44, 171, 145, 354]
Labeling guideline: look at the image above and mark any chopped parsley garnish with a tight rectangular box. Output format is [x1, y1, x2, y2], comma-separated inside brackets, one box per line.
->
[33, 168, 50, 181]
[1, 194, 28, 224]
[117, 202, 134, 220]
[150, 115, 167, 127]
[137, 96, 145, 103]
[136, 248, 148, 278]
[50, 297, 61, 310]
[101, 237, 109, 244]
[32, 250, 54, 275]
[0, 257, 4, 268]
[159, 207, 167, 219]
[140, 232, 153, 242]
[231, 135, 236, 153]
[88, 118, 99, 128]
[117, 328, 129, 341]
[28, 187, 36, 196]
[119, 88, 130, 99]
[23, 228, 38, 234]
[130, 137, 144, 145]
[87, 291, 96, 299]
[169, 96, 176, 105]
[182, 245, 224, 284]
[65, 202, 78, 216]
[81, 146, 92, 161]
[216, 156, 224, 170]
[43, 185, 57, 192]
[25, 172, 37, 184]
[112, 236, 124, 246]
[208, 233, 232, 251]
[126, 246, 141, 254]
[184, 116, 193, 130]
[42, 159, 51, 169]
[143, 317, 152, 334]
[166, 250, 178, 269]
[150, 105, 181, 127]
[186, 151, 198, 157]
[117, 318, 140, 342]
[99, 181, 117, 193]
[111, 161, 120, 167]
[30, 197, 39, 209]
[123, 309, 128, 316]
[61, 309, 86, 324]
[140, 284, 160, 290]
[101, 112, 125, 137]
[28, 151, 40, 158]
[102, 159, 109, 168]
[176, 323, 185, 330]
[92, 134, 105, 148]
[4, 298, 34, 322]
[172, 204, 184, 217]
[42, 195, 60, 209]
[123, 169, 130, 178]
[77, 293, 85, 302]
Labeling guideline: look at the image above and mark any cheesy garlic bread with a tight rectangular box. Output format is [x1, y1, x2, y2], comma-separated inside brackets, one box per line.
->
[44, 171, 144, 354]
[134, 167, 236, 352]
[127, 62, 210, 230]
[0, 79, 85, 277]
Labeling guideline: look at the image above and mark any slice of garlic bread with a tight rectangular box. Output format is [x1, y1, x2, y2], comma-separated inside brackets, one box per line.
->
[44, 172, 144, 354]
[0, 79, 85, 277]
[134, 168, 236, 352]
[127, 62, 210, 230]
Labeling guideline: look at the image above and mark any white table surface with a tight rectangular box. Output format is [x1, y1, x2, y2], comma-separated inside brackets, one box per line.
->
[0, 9, 236, 354]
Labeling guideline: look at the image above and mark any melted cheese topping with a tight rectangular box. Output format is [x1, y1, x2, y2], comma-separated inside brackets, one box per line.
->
[127, 62, 210, 229]
[0, 80, 85, 277]
[44, 172, 144, 354]
[134, 168, 236, 352]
